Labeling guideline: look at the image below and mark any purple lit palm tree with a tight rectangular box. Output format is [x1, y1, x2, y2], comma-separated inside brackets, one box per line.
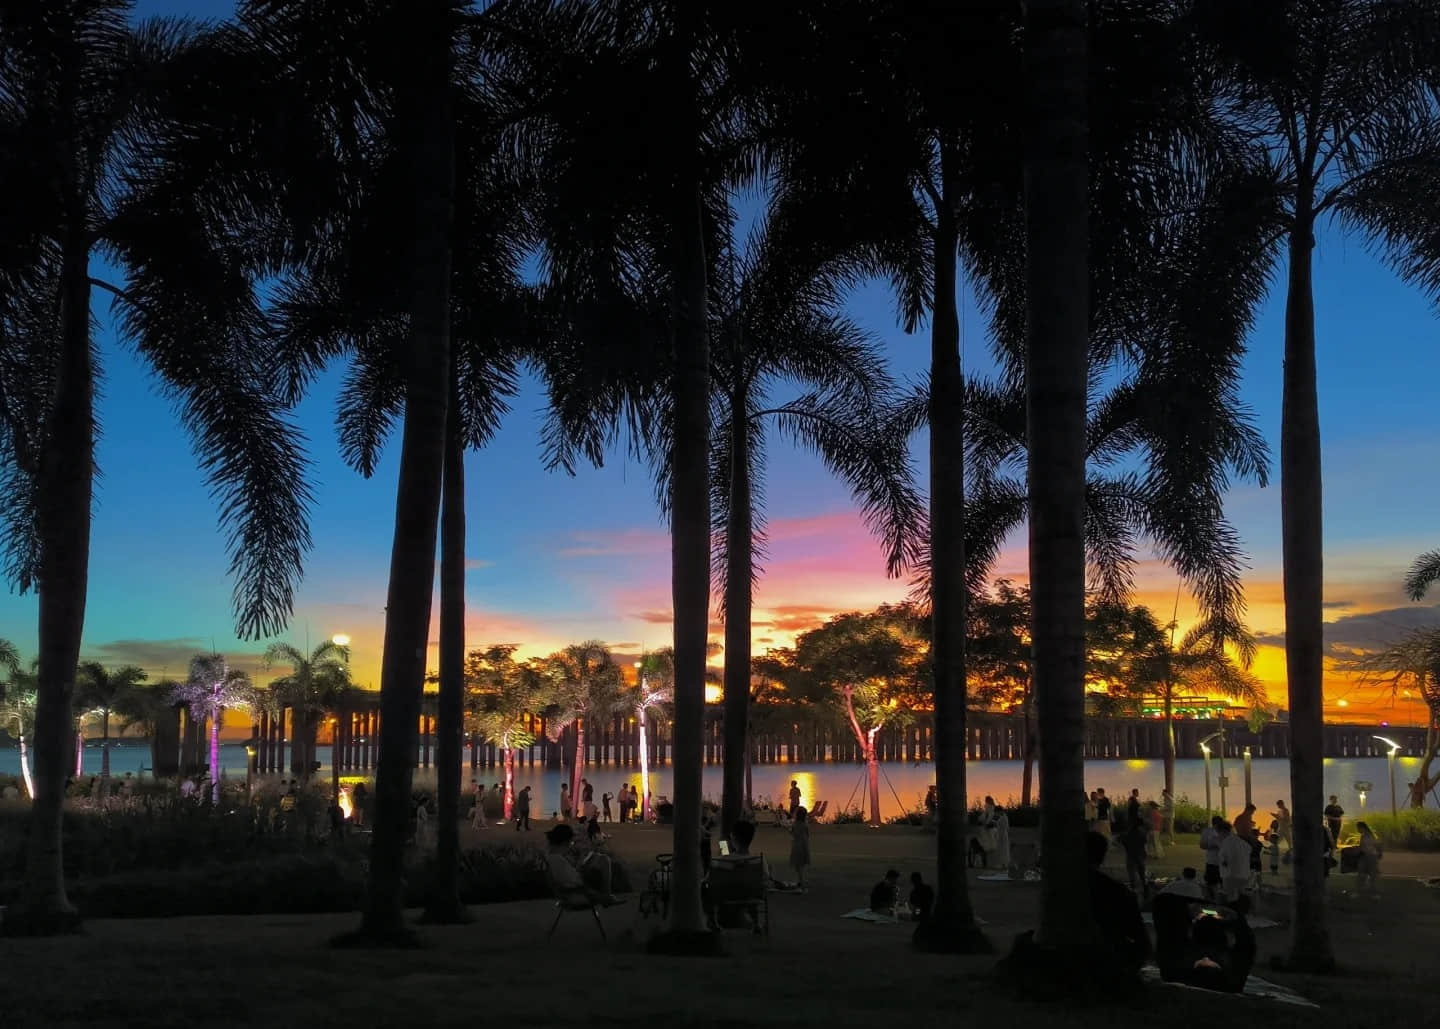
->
[171, 655, 256, 804]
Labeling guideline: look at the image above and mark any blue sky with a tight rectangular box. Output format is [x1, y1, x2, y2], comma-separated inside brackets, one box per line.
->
[1, 1, 1437, 724]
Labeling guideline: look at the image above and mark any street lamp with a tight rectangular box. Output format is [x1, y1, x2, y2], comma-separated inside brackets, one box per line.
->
[1201, 729, 1227, 816]
[331, 634, 351, 647]
[1374, 735, 1401, 816]
[243, 738, 258, 800]
[1243, 746, 1253, 808]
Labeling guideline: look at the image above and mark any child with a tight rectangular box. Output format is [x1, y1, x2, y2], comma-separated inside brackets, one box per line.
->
[789, 806, 811, 889]
[1265, 819, 1280, 874]
[1147, 800, 1165, 859]
[1356, 821, 1383, 894]
[601, 791, 613, 821]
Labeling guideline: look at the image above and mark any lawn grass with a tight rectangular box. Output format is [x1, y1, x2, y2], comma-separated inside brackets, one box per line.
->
[2, 819, 1437, 1028]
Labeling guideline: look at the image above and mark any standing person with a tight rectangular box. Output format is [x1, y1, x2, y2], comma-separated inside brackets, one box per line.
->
[617, 784, 630, 823]
[789, 806, 811, 889]
[982, 795, 998, 825]
[581, 778, 594, 810]
[1094, 788, 1112, 834]
[1265, 819, 1281, 874]
[1127, 788, 1142, 833]
[1161, 788, 1175, 844]
[1147, 801, 1165, 859]
[788, 780, 802, 818]
[1233, 802, 1257, 842]
[1356, 821, 1383, 895]
[1273, 799, 1293, 855]
[559, 783, 572, 822]
[1324, 795, 1345, 845]
[514, 785, 532, 831]
[1200, 815, 1223, 899]
[601, 791, 613, 822]
[924, 785, 938, 823]
[470, 783, 487, 829]
[1121, 816, 1148, 894]
[993, 804, 1012, 870]
[1084, 791, 1098, 826]
[1217, 820, 1252, 906]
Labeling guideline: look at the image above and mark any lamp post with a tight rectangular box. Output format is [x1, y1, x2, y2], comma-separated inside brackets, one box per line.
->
[635, 659, 650, 823]
[1243, 746, 1253, 808]
[1375, 735, 1401, 816]
[1201, 741, 1212, 815]
[1201, 730, 1226, 815]
[243, 740, 257, 800]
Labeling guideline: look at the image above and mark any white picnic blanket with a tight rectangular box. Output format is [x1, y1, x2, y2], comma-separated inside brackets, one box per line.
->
[1141, 966, 1317, 1007]
[839, 909, 988, 926]
[1141, 912, 1280, 929]
[977, 871, 1040, 883]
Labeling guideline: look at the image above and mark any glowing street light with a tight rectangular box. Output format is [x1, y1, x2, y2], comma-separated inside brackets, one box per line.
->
[1201, 730, 1227, 816]
[1375, 735, 1402, 816]
[331, 634, 351, 647]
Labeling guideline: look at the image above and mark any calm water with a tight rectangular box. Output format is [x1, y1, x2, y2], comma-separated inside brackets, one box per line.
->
[2, 741, 1429, 820]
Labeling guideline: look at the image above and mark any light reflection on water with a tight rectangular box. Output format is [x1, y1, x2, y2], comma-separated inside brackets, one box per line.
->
[4, 744, 1429, 821]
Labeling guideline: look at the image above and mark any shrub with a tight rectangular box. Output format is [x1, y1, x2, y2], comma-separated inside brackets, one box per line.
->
[886, 811, 925, 826]
[1360, 809, 1440, 851]
[1171, 798, 1211, 834]
[830, 806, 866, 824]
[966, 801, 1039, 828]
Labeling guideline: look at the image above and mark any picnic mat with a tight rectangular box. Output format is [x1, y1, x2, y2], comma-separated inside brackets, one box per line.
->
[976, 872, 1040, 883]
[1141, 912, 1281, 929]
[1141, 966, 1317, 1007]
[840, 909, 988, 926]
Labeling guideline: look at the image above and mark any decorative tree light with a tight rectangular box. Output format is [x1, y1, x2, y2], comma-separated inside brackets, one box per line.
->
[634, 658, 673, 824]
[172, 654, 256, 803]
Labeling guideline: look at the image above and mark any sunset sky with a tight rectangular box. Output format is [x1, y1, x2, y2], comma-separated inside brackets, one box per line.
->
[2, 1, 1438, 728]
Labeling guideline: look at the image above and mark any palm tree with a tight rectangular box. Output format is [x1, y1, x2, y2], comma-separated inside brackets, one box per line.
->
[1191, 0, 1440, 972]
[1022, 0, 1092, 955]
[171, 654, 257, 804]
[966, 582, 1038, 805]
[263, 640, 351, 786]
[74, 663, 146, 779]
[1406, 551, 1440, 601]
[465, 645, 542, 821]
[496, 0, 797, 943]
[113, 680, 182, 778]
[0, 643, 34, 799]
[1087, 601, 1265, 798]
[0, 3, 313, 936]
[706, 196, 924, 837]
[633, 649, 676, 822]
[540, 642, 624, 811]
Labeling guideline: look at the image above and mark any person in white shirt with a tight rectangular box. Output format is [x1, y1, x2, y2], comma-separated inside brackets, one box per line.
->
[1159, 867, 1205, 899]
[544, 824, 620, 905]
[1199, 816, 1224, 898]
[1216, 820, 1253, 905]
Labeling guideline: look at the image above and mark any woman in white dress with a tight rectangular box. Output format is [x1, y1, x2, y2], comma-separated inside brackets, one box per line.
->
[993, 806, 1011, 870]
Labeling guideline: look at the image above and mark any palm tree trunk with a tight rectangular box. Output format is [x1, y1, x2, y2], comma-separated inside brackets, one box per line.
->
[101, 710, 111, 779]
[209, 712, 221, 803]
[662, 131, 712, 942]
[638, 705, 651, 821]
[720, 396, 753, 839]
[1281, 214, 1334, 971]
[503, 746, 515, 821]
[572, 721, 586, 812]
[6, 240, 93, 936]
[425, 368, 468, 923]
[1163, 684, 1176, 801]
[353, 10, 455, 946]
[1024, 0, 1091, 952]
[1020, 696, 1035, 808]
[918, 167, 985, 952]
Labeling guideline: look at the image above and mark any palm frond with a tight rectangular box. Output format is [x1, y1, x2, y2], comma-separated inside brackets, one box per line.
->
[1406, 550, 1440, 601]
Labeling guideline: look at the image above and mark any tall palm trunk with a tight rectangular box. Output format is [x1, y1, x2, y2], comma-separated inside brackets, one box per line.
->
[720, 394, 752, 838]
[638, 703, 652, 821]
[1020, 694, 1035, 807]
[1163, 684, 1176, 802]
[353, 14, 455, 945]
[502, 745, 515, 820]
[425, 366, 468, 923]
[6, 240, 93, 936]
[663, 148, 712, 942]
[571, 720, 585, 810]
[918, 172, 985, 951]
[1281, 213, 1333, 971]
[208, 708, 221, 802]
[101, 710, 111, 779]
[1024, 0, 1091, 951]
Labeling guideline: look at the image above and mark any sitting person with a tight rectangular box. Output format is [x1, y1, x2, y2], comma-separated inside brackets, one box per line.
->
[869, 869, 901, 915]
[544, 824, 621, 906]
[585, 815, 610, 846]
[908, 871, 935, 923]
[1152, 892, 1256, 993]
[1158, 866, 1205, 899]
[1086, 830, 1151, 975]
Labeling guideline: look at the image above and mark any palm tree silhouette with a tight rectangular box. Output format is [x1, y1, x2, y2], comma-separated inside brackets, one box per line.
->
[75, 664, 147, 780]
[263, 640, 352, 785]
[0, 4, 311, 935]
[1191, 0, 1440, 971]
[1406, 551, 1440, 601]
